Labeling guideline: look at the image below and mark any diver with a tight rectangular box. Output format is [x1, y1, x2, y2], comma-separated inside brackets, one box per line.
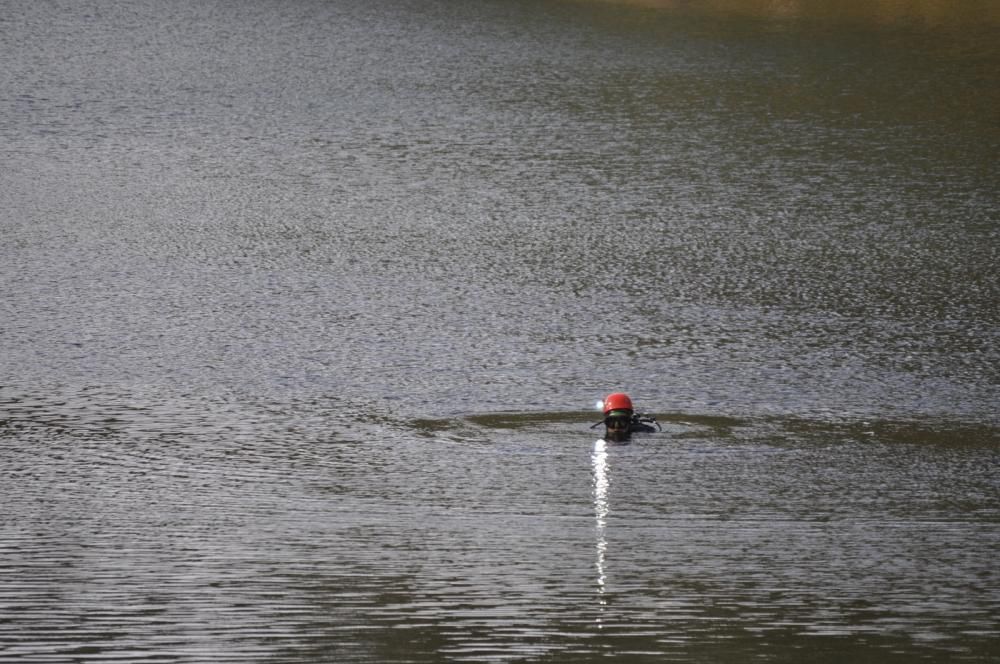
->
[592, 392, 660, 442]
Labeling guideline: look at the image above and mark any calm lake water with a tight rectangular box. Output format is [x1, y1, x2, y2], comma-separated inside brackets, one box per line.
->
[2, 0, 998, 662]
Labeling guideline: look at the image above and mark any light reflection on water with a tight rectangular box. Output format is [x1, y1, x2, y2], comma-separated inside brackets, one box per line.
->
[591, 439, 610, 628]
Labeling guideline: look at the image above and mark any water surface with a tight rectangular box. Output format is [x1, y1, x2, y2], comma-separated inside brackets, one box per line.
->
[1, 0, 998, 661]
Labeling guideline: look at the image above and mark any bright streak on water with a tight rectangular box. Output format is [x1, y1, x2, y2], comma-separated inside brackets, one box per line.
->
[591, 439, 609, 628]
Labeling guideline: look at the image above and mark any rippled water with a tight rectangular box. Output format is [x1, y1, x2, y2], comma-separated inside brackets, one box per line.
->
[2, 0, 998, 661]
[3, 393, 997, 662]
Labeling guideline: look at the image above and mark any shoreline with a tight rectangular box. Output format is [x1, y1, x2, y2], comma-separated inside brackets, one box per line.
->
[568, 0, 1000, 28]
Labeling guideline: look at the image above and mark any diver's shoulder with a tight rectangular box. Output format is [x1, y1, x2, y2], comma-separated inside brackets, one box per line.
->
[630, 415, 660, 433]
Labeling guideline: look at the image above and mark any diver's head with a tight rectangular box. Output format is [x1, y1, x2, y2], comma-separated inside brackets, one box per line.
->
[602, 393, 634, 442]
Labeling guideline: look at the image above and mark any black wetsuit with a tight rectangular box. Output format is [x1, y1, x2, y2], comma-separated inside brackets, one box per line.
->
[628, 413, 659, 433]
[593, 413, 660, 438]
[630, 421, 658, 434]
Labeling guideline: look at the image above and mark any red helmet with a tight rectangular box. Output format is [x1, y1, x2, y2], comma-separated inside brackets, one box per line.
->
[603, 392, 633, 415]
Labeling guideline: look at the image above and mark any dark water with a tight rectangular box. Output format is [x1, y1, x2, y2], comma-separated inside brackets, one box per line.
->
[2, 0, 998, 661]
